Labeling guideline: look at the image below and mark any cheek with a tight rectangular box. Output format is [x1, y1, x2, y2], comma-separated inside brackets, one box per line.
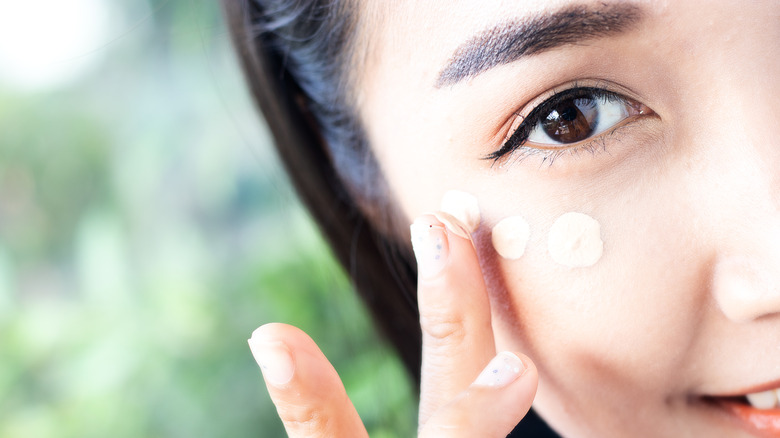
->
[474, 176, 707, 405]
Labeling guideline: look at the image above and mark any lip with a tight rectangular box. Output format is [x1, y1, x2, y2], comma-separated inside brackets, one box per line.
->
[700, 379, 780, 438]
[712, 397, 780, 438]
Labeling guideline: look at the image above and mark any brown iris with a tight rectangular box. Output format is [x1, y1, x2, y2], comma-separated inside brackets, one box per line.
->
[541, 97, 599, 143]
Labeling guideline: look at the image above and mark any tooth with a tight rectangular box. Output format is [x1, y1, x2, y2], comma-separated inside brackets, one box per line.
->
[746, 390, 778, 410]
[776, 389, 780, 408]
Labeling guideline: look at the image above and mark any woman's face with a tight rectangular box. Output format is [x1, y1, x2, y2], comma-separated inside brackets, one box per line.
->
[356, 0, 780, 437]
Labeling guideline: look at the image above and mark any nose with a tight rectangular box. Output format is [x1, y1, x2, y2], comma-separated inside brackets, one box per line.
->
[712, 251, 780, 322]
[706, 124, 780, 322]
[700, 66, 780, 322]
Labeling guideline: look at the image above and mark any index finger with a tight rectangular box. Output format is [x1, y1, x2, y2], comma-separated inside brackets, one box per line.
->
[411, 213, 498, 427]
[248, 323, 369, 438]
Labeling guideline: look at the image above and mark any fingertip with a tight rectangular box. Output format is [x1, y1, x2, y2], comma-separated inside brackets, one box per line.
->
[249, 322, 300, 341]
[415, 211, 473, 242]
[248, 324, 296, 387]
[249, 323, 272, 343]
[471, 351, 539, 411]
[511, 351, 540, 390]
[248, 323, 318, 388]
[247, 324, 369, 437]
[472, 351, 527, 388]
[471, 352, 538, 393]
[420, 352, 539, 437]
[432, 211, 473, 241]
[410, 212, 477, 282]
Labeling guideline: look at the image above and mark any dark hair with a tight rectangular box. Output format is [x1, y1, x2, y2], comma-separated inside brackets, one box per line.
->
[220, 0, 423, 383]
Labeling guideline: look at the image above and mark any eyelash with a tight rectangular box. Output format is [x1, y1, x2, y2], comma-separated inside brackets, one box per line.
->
[485, 86, 645, 165]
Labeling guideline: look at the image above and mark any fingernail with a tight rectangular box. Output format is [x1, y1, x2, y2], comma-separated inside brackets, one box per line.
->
[248, 334, 295, 386]
[473, 352, 526, 388]
[432, 211, 473, 241]
[410, 220, 449, 280]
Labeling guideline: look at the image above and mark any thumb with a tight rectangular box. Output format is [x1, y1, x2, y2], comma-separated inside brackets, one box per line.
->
[420, 352, 538, 438]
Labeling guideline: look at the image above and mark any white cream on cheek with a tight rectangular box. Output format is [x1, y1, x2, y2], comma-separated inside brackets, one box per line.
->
[547, 212, 604, 268]
[440, 190, 481, 232]
[438, 190, 602, 267]
[491, 216, 530, 260]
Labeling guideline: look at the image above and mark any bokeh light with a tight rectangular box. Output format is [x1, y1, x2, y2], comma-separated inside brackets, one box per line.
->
[0, 0, 115, 90]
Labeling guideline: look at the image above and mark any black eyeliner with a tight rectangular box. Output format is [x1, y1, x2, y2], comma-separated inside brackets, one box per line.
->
[484, 87, 622, 163]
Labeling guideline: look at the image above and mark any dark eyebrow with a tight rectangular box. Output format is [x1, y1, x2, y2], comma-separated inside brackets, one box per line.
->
[435, 3, 644, 87]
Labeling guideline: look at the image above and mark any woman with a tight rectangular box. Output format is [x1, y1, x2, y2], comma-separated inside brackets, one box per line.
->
[223, 0, 780, 436]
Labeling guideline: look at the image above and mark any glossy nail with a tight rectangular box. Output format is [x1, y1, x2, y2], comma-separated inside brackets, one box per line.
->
[473, 352, 526, 388]
[432, 211, 473, 241]
[248, 334, 295, 386]
[410, 220, 449, 279]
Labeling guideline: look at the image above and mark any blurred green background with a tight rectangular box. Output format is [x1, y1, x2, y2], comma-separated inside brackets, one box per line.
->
[0, 0, 415, 436]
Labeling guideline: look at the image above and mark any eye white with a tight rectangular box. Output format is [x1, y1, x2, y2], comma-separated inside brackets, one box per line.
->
[526, 94, 631, 145]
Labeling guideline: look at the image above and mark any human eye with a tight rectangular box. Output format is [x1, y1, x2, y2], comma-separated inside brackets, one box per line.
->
[486, 86, 653, 165]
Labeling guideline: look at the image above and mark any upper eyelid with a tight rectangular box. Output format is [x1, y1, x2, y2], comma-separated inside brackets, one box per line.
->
[517, 85, 625, 128]
[509, 79, 643, 124]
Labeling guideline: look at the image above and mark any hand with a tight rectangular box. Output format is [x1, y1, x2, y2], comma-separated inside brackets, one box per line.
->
[247, 213, 538, 437]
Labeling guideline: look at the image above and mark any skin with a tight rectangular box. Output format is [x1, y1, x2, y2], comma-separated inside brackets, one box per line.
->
[250, 0, 780, 436]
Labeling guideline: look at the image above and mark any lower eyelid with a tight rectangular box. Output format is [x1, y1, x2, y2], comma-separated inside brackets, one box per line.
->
[498, 115, 651, 168]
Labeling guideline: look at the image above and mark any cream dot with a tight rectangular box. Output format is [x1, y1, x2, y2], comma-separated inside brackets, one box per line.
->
[492, 216, 530, 260]
[548, 212, 603, 268]
[440, 190, 480, 232]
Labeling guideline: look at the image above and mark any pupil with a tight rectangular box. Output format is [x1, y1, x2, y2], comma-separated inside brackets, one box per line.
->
[542, 96, 598, 143]
[560, 106, 579, 122]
